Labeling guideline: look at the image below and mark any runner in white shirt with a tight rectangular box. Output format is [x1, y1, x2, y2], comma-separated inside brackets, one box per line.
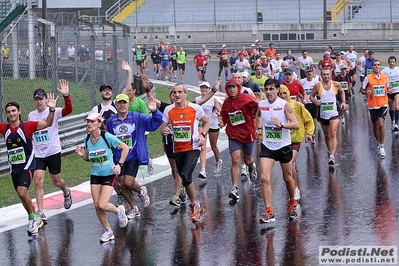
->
[345, 44, 358, 89]
[297, 50, 314, 79]
[235, 52, 251, 75]
[271, 52, 283, 75]
[382, 56, 399, 131]
[28, 81, 73, 224]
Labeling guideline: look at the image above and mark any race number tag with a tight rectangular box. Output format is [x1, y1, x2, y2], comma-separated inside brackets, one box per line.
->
[321, 101, 335, 112]
[88, 149, 109, 166]
[340, 82, 348, 91]
[228, 110, 245, 126]
[117, 134, 132, 148]
[290, 95, 297, 101]
[373, 85, 385, 97]
[367, 69, 372, 75]
[198, 66, 204, 71]
[8, 147, 26, 164]
[33, 130, 50, 144]
[305, 87, 313, 96]
[222, 55, 228, 60]
[265, 127, 283, 142]
[390, 80, 399, 89]
[173, 126, 191, 142]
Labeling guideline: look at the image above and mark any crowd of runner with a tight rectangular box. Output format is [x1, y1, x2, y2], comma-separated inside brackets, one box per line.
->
[2, 40, 396, 244]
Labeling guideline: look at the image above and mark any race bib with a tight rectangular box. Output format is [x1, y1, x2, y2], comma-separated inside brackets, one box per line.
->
[390, 80, 399, 89]
[290, 95, 297, 101]
[350, 58, 356, 63]
[238, 68, 244, 72]
[367, 69, 372, 75]
[340, 82, 348, 91]
[373, 85, 385, 97]
[231, 64, 236, 69]
[276, 69, 280, 73]
[117, 134, 132, 148]
[228, 110, 245, 126]
[198, 66, 204, 71]
[321, 101, 335, 112]
[33, 129, 50, 144]
[265, 127, 283, 142]
[164, 55, 168, 59]
[302, 63, 308, 69]
[8, 147, 26, 164]
[173, 126, 191, 142]
[305, 87, 313, 96]
[136, 55, 142, 60]
[222, 55, 228, 60]
[88, 149, 109, 166]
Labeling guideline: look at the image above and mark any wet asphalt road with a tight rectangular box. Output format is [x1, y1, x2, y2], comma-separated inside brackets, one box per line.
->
[1, 60, 399, 265]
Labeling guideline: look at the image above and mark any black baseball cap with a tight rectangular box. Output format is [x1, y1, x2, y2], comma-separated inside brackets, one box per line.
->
[33, 88, 47, 99]
[368, 50, 374, 55]
[5, 101, 20, 110]
[283, 68, 294, 75]
[99, 84, 112, 92]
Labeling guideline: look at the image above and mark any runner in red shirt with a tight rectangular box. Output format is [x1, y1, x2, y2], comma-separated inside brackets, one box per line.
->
[217, 44, 230, 81]
[193, 50, 207, 84]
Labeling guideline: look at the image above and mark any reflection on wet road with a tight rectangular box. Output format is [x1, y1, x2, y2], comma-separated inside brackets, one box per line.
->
[1, 64, 399, 265]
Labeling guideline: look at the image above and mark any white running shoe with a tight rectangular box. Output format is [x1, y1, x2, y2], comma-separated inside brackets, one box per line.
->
[117, 205, 128, 228]
[198, 168, 207, 179]
[214, 159, 223, 174]
[126, 206, 140, 219]
[100, 230, 115, 243]
[147, 159, 154, 175]
[240, 165, 248, 177]
[379, 146, 386, 159]
[139, 186, 150, 208]
[294, 187, 301, 200]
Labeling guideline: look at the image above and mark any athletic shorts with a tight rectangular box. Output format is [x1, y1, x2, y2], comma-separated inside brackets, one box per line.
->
[369, 106, 388, 123]
[152, 59, 161, 65]
[219, 61, 228, 69]
[11, 170, 33, 190]
[388, 92, 399, 100]
[349, 68, 357, 76]
[209, 128, 220, 133]
[291, 142, 301, 152]
[35, 152, 62, 175]
[69, 56, 75, 62]
[178, 63, 185, 71]
[91, 174, 117, 186]
[171, 60, 177, 70]
[174, 150, 200, 187]
[305, 103, 318, 119]
[119, 160, 139, 178]
[259, 144, 293, 164]
[161, 61, 169, 69]
[318, 115, 340, 126]
[360, 76, 365, 83]
[136, 61, 143, 67]
[228, 139, 255, 155]
[196, 66, 204, 72]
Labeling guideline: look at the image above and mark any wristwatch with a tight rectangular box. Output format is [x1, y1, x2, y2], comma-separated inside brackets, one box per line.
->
[281, 123, 285, 128]
[117, 162, 124, 167]
[201, 132, 207, 138]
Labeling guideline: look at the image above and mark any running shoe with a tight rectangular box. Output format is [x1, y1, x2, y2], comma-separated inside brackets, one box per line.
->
[328, 155, 336, 165]
[169, 194, 181, 207]
[379, 146, 386, 159]
[249, 163, 258, 182]
[294, 187, 301, 201]
[189, 202, 205, 222]
[64, 189, 72, 209]
[100, 230, 115, 243]
[288, 201, 298, 220]
[139, 186, 150, 208]
[36, 210, 48, 224]
[341, 117, 345, 124]
[117, 205, 128, 227]
[240, 165, 248, 177]
[147, 159, 154, 175]
[393, 124, 399, 132]
[214, 159, 223, 174]
[27, 219, 38, 236]
[126, 206, 140, 219]
[228, 187, 240, 200]
[311, 135, 316, 145]
[260, 208, 275, 223]
[198, 168, 207, 179]
[27, 216, 44, 236]
[179, 187, 187, 203]
[116, 194, 125, 206]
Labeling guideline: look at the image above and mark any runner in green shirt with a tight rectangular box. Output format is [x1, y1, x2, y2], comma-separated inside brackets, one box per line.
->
[176, 47, 187, 82]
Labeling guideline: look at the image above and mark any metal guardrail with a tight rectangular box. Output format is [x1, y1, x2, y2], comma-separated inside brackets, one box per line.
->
[105, 0, 132, 21]
[0, 112, 89, 176]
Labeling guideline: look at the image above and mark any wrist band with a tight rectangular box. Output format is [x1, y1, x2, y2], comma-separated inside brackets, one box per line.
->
[49, 109, 55, 112]
[145, 88, 151, 93]
[211, 87, 217, 93]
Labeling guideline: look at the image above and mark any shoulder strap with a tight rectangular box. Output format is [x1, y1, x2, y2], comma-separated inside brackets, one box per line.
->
[100, 131, 111, 149]
[85, 131, 111, 150]
[97, 104, 102, 113]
